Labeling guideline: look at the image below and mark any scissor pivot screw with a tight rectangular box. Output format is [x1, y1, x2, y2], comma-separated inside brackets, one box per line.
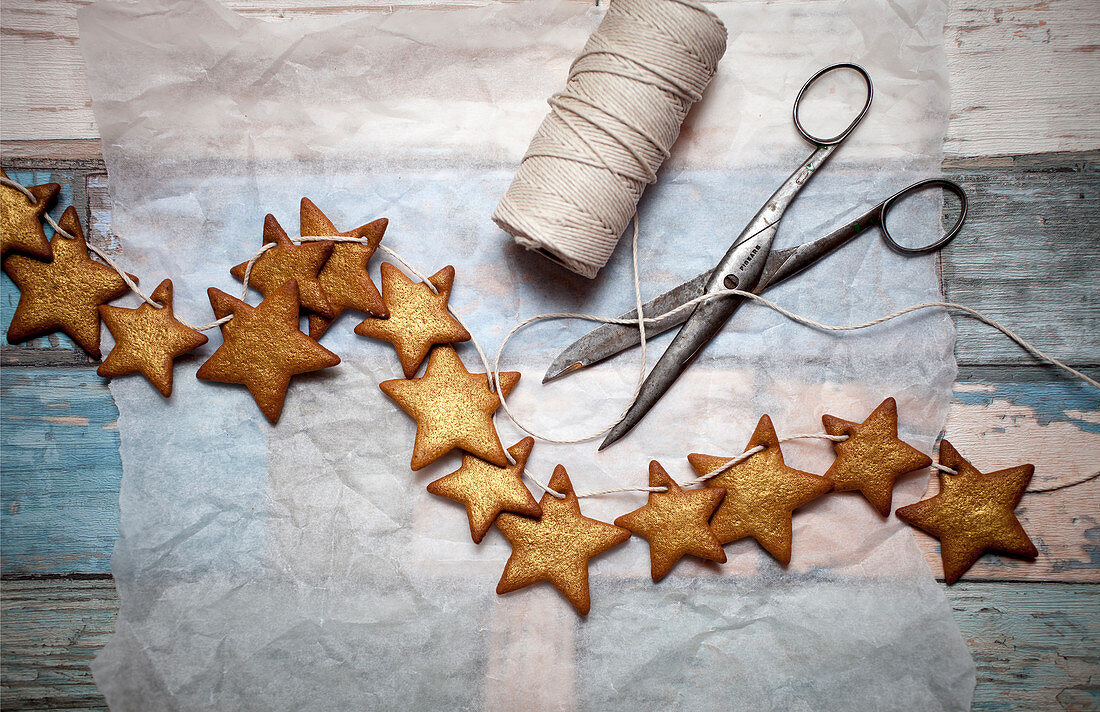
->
[723, 275, 739, 290]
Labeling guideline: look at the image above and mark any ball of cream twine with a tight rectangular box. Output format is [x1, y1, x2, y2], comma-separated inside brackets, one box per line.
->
[493, 0, 727, 279]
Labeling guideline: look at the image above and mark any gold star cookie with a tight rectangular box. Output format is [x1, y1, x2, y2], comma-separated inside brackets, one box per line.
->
[822, 397, 933, 516]
[355, 263, 471, 378]
[379, 346, 519, 470]
[196, 280, 341, 423]
[427, 437, 542, 543]
[496, 465, 631, 615]
[97, 279, 209, 397]
[688, 415, 833, 565]
[615, 461, 727, 581]
[4, 207, 135, 359]
[299, 198, 388, 339]
[1, 168, 60, 260]
[230, 213, 334, 318]
[896, 440, 1037, 584]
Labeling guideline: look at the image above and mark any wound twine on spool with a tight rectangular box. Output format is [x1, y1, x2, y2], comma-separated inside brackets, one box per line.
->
[492, 0, 727, 279]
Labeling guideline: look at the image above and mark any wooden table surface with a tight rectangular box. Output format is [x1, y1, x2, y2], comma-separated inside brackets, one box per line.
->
[1, 1, 1097, 710]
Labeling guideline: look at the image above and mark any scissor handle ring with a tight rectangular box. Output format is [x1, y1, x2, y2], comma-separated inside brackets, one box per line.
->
[880, 179, 968, 255]
[793, 63, 874, 146]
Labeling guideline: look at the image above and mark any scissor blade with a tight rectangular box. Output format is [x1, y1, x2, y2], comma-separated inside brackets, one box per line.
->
[599, 216, 783, 449]
[600, 292, 744, 450]
[542, 270, 712, 383]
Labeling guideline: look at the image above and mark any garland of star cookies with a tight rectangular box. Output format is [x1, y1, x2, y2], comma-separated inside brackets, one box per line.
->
[0, 171, 1079, 615]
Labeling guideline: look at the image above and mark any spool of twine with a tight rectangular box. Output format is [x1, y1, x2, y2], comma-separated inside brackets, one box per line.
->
[493, 0, 727, 279]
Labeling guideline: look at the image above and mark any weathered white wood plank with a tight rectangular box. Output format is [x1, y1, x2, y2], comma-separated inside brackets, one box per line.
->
[1, 579, 114, 711]
[1, 579, 1095, 711]
[0, 1, 96, 141]
[915, 369, 1100, 583]
[2, 0, 1098, 156]
[944, 1, 1100, 157]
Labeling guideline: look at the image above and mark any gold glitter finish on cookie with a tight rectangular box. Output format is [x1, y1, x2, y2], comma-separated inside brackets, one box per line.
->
[98, 279, 209, 397]
[354, 263, 471, 378]
[896, 440, 1037, 584]
[614, 461, 727, 581]
[299, 198, 388, 339]
[379, 346, 519, 470]
[4, 207, 135, 359]
[688, 415, 833, 566]
[495, 465, 630, 616]
[426, 437, 542, 543]
[1, 168, 59, 260]
[230, 213, 334, 318]
[821, 397, 933, 517]
[197, 280, 341, 424]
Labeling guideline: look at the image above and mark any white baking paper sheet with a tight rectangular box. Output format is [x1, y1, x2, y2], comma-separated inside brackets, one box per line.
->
[79, 0, 975, 709]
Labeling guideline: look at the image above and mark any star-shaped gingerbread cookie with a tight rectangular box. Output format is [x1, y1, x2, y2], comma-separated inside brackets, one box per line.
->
[821, 397, 933, 516]
[379, 346, 519, 470]
[230, 213, 334, 318]
[196, 280, 341, 423]
[1, 168, 60, 260]
[688, 415, 833, 565]
[299, 198, 388, 339]
[355, 264, 470, 378]
[496, 465, 631, 615]
[4, 207, 135, 359]
[615, 461, 727, 581]
[97, 279, 209, 397]
[427, 436, 542, 543]
[896, 440, 1037, 584]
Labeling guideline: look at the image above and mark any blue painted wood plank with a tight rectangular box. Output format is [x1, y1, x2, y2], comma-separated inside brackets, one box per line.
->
[0, 167, 104, 367]
[956, 365, 1100, 434]
[943, 153, 1100, 366]
[1, 369, 120, 575]
[1, 368, 1095, 579]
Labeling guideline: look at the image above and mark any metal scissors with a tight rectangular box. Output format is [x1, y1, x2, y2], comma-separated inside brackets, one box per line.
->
[543, 63, 968, 450]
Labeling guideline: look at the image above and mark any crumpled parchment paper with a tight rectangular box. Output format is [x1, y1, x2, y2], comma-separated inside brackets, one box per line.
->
[79, 0, 975, 709]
